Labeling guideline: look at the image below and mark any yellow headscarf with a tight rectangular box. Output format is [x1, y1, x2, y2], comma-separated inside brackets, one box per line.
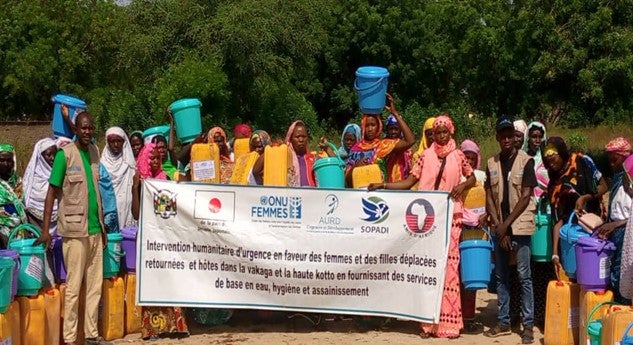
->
[413, 117, 436, 159]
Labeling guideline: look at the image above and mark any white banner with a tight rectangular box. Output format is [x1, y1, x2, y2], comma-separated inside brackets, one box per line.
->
[137, 180, 453, 322]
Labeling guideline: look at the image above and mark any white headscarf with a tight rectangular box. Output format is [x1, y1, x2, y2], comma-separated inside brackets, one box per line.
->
[22, 138, 58, 221]
[101, 127, 136, 228]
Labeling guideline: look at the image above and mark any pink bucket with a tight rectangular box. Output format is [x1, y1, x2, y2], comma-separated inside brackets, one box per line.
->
[575, 235, 615, 291]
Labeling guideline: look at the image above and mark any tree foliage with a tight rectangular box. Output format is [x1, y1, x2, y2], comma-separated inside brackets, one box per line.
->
[1, 0, 633, 139]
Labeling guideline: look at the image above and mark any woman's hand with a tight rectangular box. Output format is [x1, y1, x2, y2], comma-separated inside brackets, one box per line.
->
[449, 182, 467, 199]
[166, 106, 174, 124]
[367, 182, 385, 191]
[552, 255, 563, 280]
[478, 213, 489, 228]
[384, 93, 398, 114]
[353, 159, 369, 168]
[575, 194, 592, 214]
[318, 137, 329, 151]
[133, 171, 141, 189]
[596, 221, 618, 239]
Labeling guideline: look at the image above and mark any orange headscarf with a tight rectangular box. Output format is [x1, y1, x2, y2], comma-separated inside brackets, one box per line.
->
[355, 114, 398, 159]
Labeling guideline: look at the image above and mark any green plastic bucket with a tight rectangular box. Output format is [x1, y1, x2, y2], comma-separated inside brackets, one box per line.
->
[587, 301, 619, 345]
[103, 233, 125, 278]
[0, 257, 15, 313]
[531, 199, 552, 262]
[314, 142, 346, 189]
[170, 98, 202, 144]
[8, 224, 45, 296]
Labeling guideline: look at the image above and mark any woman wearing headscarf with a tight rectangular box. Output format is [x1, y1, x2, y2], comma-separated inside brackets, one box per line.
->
[618, 155, 633, 300]
[518, 121, 554, 326]
[245, 130, 271, 185]
[513, 119, 528, 150]
[412, 117, 436, 165]
[596, 137, 632, 303]
[21, 137, 58, 285]
[129, 131, 144, 159]
[338, 124, 361, 161]
[0, 144, 22, 198]
[544, 137, 608, 279]
[208, 126, 235, 184]
[385, 114, 413, 183]
[345, 94, 415, 186]
[101, 127, 136, 229]
[285, 120, 316, 187]
[369, 115, 476, 339]
[132, 143, 189, 339]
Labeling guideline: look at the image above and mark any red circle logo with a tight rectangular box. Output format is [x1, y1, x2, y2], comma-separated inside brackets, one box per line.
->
[208, 198, 222, 213]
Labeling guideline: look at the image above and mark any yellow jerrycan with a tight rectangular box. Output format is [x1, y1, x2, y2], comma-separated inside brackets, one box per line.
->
[544, 280, 580, 345]
[18, 293, 46, 345]
[100, 277, 124, 341]
[44, 287, 61, 345]
[124, 273, 142, 334]
[6, 300, 20, 345]
[0, 304, 12, 344]
[190, 143, 221, 183]
[579, 289, 613, 345]
[230, 151, 259, 185]
[233, 138, 250, 161]
[263, 144, 289, 186]
[601, 305, 633, 345]
[352, 164, 382, 189]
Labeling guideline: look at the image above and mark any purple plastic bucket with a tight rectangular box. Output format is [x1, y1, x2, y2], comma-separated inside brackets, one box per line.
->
[121, 226, 138, 272]
[52, 236, 67, 283]
[0, 250, 19, 300]
[575, 236, 615, 291]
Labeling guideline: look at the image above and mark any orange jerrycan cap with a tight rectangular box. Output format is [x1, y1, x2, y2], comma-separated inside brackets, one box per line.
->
[556, 281, 565, 287]
[596, 290, 606, 295]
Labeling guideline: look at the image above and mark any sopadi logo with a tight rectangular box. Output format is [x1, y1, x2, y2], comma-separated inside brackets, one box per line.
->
[361, 196, 389, 223]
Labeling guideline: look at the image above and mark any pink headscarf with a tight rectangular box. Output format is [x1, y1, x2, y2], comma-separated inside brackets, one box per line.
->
[431, 114, 456, 158]
[234, 124, 252, 139]
[433, 115, 455, 135]
[605, 137, 632, 157]
[460, 139, 481, 170]
[136, 143, 167, 180]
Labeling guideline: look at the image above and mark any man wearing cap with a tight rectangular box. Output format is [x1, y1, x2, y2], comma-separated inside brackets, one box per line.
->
[484, 116, 537, 344]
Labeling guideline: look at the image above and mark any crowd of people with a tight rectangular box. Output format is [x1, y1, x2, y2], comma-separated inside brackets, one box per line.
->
[0, 96, 632, 345]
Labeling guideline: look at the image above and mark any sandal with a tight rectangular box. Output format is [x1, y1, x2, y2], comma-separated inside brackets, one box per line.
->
[419, 331, 431, 339]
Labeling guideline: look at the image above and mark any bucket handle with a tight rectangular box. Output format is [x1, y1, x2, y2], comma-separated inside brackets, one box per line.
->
[623, 321, 633, 342]
[107, 248, 126, 258]
[354, 76, 386, 92]
[587, 301, 619, 328]
[325, 141, 345, 167]
[562, 211, 578, 244]
[8, 224, 42, 244]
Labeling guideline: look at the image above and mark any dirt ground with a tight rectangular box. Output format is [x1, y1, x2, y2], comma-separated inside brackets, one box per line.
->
[114, 291, 544, 345]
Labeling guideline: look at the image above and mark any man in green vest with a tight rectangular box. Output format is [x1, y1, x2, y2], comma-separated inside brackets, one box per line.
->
[483, 115, 537, 344]
[36, 111, 112, 345]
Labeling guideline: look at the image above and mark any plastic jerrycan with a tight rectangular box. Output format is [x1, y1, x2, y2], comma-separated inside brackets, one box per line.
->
[44, 288, 61, 345]
[352, 164, 382, 189]
[18, 293, 46, 345]
[544, 280, 580, 345]
[100, 277, 124, 340]
[233, 138, 250, 161]
[190, 143, 221, 183]
[0, 306, 12, 344]
[124, 273, 141, 334]
[230, 151, 259, 185]
[601, 305, 633, 345]
[579, 289, 613, 345]
[6, 300, 20, 345]
[263, 144, 289, 186]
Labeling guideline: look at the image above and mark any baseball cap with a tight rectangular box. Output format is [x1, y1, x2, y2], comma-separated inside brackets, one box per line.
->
[496, 115, 514, 132]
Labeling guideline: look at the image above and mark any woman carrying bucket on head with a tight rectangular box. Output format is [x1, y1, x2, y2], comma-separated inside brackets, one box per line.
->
[595, 137, 633, 303]
[368, 115, 476, 339]
[345, 94, 415, 188]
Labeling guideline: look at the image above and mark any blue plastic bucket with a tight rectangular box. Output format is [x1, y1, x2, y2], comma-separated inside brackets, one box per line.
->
[0, 258, 14, 313]
[314, 142, 346, 188]
[354, 66, 389, 114]
[103, 233, 125, 278]
[559, 212, 589, 279]
[0, 250, 19, 300]
[51, 94, 87, 139]
[8, 224, 45, 296]
[170, 98, 202, 143]
[459, 228, 493, 290]
[531, 199, 553, 262]
[142, 125, 171, 143]
[622, 321, 633, 345]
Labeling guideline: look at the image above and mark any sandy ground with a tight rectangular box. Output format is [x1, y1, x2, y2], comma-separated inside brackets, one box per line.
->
[114, 291, 544, 345]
